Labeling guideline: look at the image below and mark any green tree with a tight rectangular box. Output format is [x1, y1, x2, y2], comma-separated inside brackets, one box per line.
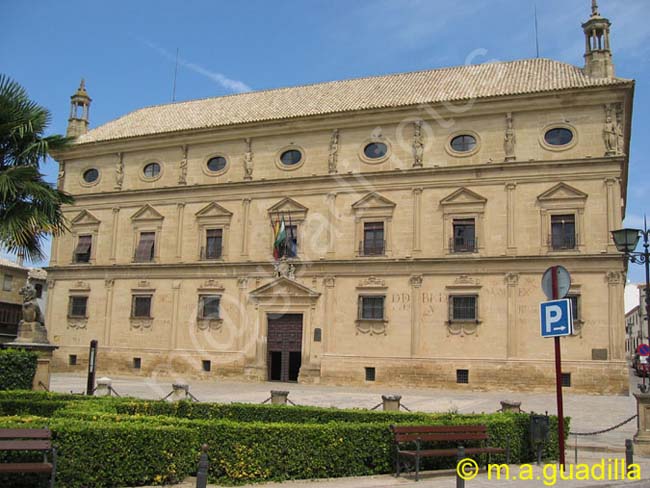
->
[0, 74, 73, 261]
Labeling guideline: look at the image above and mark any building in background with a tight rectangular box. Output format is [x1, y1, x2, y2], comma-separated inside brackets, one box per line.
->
[0, 258, 47, 342]
[48, 3, 634, 394]
[627, 285, 648, 359]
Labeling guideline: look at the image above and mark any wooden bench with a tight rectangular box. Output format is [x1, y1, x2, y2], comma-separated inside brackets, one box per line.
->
[390, 424, 509, 481]
[0, 428, 56, 487]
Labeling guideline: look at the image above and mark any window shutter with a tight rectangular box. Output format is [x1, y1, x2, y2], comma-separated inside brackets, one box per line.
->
[358, 296, 363, 320]
[448, 296, 454, 321]
[75, 235, 92, 254]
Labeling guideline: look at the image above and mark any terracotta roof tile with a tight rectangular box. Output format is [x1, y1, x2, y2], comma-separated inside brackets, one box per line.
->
[76, 59, 632, 145]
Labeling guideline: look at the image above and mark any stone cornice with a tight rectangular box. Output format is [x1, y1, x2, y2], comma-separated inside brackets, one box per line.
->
[45, 253, 624, 279]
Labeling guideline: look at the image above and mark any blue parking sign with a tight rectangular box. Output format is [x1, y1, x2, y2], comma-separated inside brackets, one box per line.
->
[540, 299, 573, 338]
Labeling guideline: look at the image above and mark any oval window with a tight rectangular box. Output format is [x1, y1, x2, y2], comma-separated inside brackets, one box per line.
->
[82, 168, 99, 183]
[280, 149, 302, 166]
[206, 156, 227, 173]
[544, 128, 574, 146]
[363, 142, 388, 160]
[450, 134, 477, 153]
[143, 162, 161, 178]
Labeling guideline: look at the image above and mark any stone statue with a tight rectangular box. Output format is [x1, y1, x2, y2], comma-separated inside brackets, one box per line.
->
[504, 113, 516, 162]
[57, 162, 65, 190]
[114, 153, 124, 190]
[243, 138, 253, 180]
[604, 105, 619, 156]
[412, 121, 424, 167]
[178, 145, 188, 185]
[14, 282, 49, 344]
[616, 104, 625, 156]
[328, 129, 339, 174]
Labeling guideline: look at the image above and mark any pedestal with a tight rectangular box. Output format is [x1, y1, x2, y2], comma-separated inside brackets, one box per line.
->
[270, 390, 289, 405]
[5, 342, 58, 391]
[382, 394, 402, 412]
[96, 377, 112, 397]
[170, 383, 189, 402]
[633, 393, 650, 455]
[500, 400, 522, 413]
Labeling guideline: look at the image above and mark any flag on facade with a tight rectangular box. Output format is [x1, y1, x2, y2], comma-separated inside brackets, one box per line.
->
[273, 215, 286, 259]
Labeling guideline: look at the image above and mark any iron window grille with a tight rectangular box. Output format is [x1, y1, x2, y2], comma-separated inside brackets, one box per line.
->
[133, 357, 142, 369]
[456, 369, 469, 384]
[362, 222, 385, 256]
[73, 235, 92, 263]
[365, 367, 376, 381]
[359, 296, 385, 321]
[68, 296, 88, 318]
[451, 218, 477, 253]
[550, 215, 576, 250]
[202, 229, 223, 260]
[561, 373, 571, 387]
[449, 295, 478, 322]
[132, 295, 152, 318]
[134, 232, 156, 262]
[199, 295, 220, 320]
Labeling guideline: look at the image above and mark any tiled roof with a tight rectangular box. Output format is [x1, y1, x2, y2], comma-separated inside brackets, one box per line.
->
[76, 58, 632, 145]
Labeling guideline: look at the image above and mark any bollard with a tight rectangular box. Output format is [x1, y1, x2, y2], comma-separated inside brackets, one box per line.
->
[170, 383, 189, 402]
[382, 394, 402, 412]
[626, 439, 634, 475]
[196, 444, 209, 488]
[456, 445, 465, 488]
[270, 390, 289, 405]
[95, 377, 112, 397]
[499, 400, 522, 413]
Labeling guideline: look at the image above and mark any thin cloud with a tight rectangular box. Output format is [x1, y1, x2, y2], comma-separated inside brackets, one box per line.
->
[140, 39, 251, 94]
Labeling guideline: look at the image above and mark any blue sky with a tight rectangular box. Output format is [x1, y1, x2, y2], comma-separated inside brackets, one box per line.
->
[2, 0, 648, 282]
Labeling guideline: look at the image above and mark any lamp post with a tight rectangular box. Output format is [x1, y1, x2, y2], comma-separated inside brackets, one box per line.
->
[611, 222, 650, 392]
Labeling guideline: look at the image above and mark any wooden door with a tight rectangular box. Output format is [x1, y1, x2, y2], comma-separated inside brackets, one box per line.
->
[267, 313, 303, 382]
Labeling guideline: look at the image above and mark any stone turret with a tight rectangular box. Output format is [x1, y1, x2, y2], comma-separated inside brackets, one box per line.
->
[582, 0, 615, 78]
[66, 79, 91, 137]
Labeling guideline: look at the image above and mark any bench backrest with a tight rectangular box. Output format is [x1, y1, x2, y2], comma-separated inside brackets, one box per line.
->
[0, 429, 52, 452]
[391, 425, 489, 443]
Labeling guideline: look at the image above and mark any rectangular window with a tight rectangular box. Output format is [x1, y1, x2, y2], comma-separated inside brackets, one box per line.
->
[202, 360, 211, 372]
[2, 274, 13, 292]
[68, 296, 88, 318]
[133, 357, 142, 369]
[34, 284, 43, 298]
[452, 219, 476, 252]
[359, 296, 385, 320]
[199, 295, 220, 320]
[561, 372, 571, 387]
[74, 234, 92, 263]
[363, 222, 384, 255]
[365, 367, 376, 382]
[132, 295, 152, 318]
[456, 369, 469, 384]
[551, 215, 576, 250]
[68, 354, 77, 366]
[450, 295, 477, 321]
[204, 229, 223, 259]
[134, 232, 156, 262]
[284, 225, 298, 258]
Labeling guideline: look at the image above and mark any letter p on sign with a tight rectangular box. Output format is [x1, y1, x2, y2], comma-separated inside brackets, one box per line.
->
[540, 299, 572, 338]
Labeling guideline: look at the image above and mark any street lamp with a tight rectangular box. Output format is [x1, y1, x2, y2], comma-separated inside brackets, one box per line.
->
[611, 223, 650, 392]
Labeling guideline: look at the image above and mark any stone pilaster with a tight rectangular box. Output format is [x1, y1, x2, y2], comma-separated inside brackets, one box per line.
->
[176, 203, 185, 260]
[110, 207, 120, 262]
[103, 279, 114, 345]
[237, 277, 248, 352]
[323, 276, 336, 354]
[412, 188, 422, 255]
[241, 198, 251, 257]
[171, 280, 182, 350]
[409, 275, 423, 356]
[326, 193, 337, 256]
[505, 272, 519, 358]
[505, 183, 517, 255]
[604, 177, 619, 251]
[606, 271, 625, 360]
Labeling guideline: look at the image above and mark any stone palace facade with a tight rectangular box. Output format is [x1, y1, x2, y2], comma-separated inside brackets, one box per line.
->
[48, 3, 634, 393]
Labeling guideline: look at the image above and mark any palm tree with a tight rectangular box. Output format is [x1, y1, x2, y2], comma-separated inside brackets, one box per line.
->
[0, 74, 74, 262]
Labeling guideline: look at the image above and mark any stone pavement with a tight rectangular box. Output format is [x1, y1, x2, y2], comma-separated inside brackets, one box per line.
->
[52, 368, 642, 454]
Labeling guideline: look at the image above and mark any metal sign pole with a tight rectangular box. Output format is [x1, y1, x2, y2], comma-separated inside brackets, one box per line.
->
[551, 267, 566, 468]
[86, 339, 98, 396]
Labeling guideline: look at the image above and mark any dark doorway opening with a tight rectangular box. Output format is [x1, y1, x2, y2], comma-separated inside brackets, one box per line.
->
[267, 313, 303, 382]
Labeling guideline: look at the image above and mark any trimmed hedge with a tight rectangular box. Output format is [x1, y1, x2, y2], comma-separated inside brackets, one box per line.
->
[0, 349, 37, 390]
[0, 416, 196, 488]
[0, 392, 570, 487]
